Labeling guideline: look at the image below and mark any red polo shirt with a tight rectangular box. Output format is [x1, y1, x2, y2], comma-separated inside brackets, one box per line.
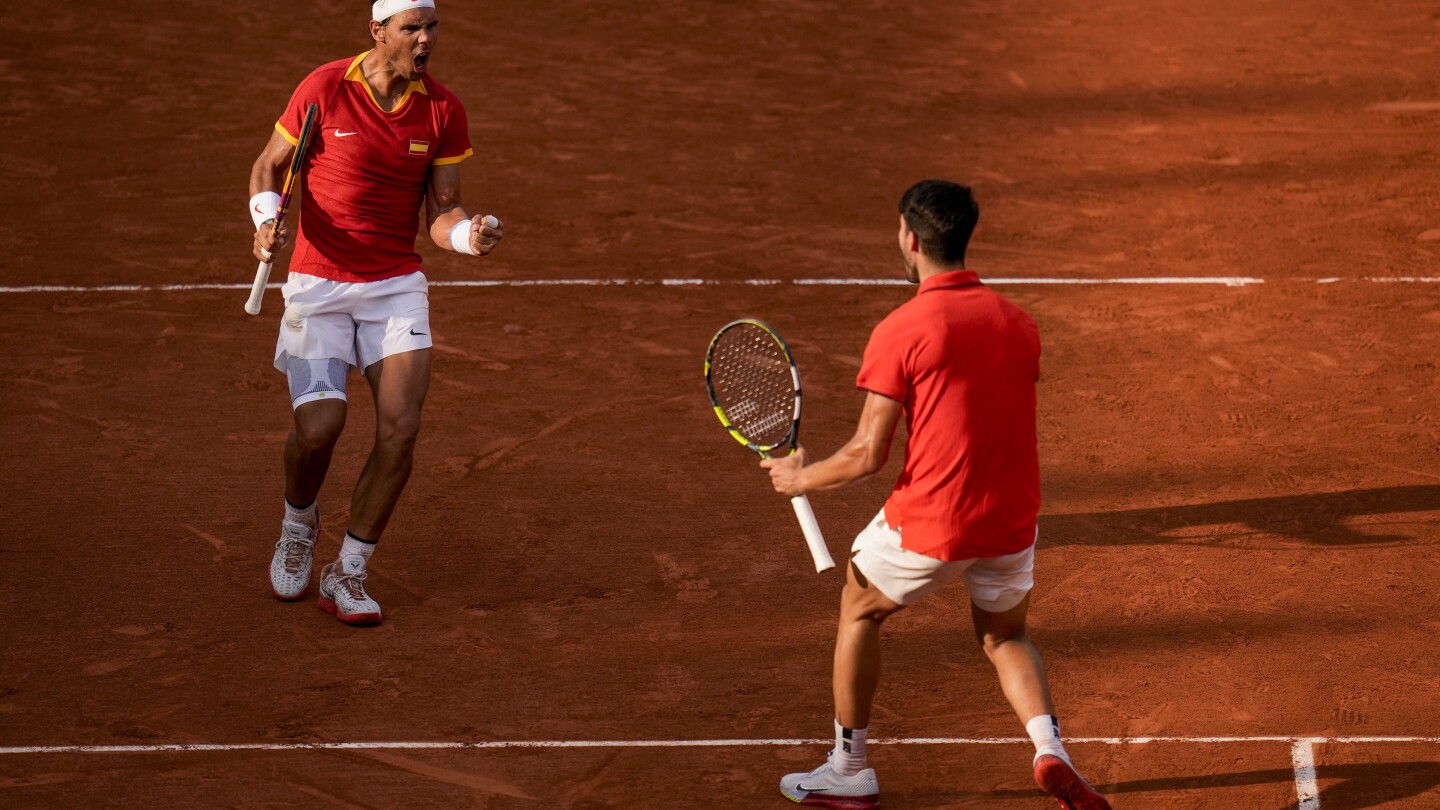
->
[856, 270, 1041, 561]
[275, 52, 474, 283]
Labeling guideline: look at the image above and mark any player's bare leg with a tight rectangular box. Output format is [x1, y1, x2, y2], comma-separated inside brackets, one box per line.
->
[834, 555, 904, 730]
[778, 557, 896, 809]
[318, 348, 430, 626]
[348, 347, 431, 541]
[974, 596, 1112, 809]
[971, 594, 1055, 721]
[269, 398, 346, 601]
[284, 399, 347, 507]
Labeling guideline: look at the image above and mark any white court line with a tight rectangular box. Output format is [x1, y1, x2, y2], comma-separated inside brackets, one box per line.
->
[6, 276, 1416, 294]
[0, 277, 1262, 293]
[2, 734, 1438, 755]
[1292, 738, 1323, 810]
[796, 276, 1266, 287]
[7, 274, 1440, 294]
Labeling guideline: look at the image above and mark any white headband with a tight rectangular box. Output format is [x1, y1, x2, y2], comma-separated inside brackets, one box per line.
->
[372, 0, 435, 22]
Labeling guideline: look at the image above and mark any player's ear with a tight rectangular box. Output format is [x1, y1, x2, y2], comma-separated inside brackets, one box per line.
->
[369, 19, 385, 43]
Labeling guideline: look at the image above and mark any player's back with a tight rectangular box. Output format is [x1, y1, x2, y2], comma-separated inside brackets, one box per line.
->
[864, 271, 1040, 560]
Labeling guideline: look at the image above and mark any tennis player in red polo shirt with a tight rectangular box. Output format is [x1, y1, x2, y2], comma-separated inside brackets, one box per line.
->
[763, 181, 1110, 809]
[247, 0, 503, 626]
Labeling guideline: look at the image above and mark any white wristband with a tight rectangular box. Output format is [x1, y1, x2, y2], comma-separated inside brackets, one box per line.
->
[449, 219, 477, 255]
[250, 191, 280, 230]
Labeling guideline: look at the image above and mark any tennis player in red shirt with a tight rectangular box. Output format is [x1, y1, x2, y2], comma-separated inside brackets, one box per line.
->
[763, 181, 1111, 809]
[248, 0, 503, 626]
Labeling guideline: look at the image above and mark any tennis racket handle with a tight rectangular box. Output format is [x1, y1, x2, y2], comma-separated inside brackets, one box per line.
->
[244, 260, 273, 315]
[790, 494, 835, 573]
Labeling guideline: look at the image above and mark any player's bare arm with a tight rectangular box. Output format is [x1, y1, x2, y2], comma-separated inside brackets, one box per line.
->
[425, 163, 504, 256]
[248, 130, 296, 262]
[762, 392, 902, 496]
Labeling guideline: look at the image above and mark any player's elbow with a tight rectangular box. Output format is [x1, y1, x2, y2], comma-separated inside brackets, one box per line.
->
[860, 448, 888, 476]
[848, 440, 887, 477]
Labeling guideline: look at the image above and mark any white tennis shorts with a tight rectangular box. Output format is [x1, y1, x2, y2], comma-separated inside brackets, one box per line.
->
[272, 272, 432, 408]
[850, 509, 1036, 612]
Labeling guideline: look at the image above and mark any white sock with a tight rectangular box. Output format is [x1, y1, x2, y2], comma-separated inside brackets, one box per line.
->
[339, 532, 376, 566]
[1026, 714, 1070, 764]
[284, 498, 317, 529]
[831, 718, 869, 776]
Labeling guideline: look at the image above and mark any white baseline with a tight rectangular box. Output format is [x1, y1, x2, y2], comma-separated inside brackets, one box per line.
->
[3, 733, 1437, 755]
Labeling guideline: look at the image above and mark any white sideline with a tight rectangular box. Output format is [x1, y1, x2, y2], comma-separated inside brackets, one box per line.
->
[1292, 738, 1323, 810]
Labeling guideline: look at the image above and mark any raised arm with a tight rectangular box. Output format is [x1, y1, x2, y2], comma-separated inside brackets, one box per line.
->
[762, 391, 904, 496]
[425, 163, 503, 256]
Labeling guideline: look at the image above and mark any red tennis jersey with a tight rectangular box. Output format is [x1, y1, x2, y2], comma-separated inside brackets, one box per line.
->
[275, 52, 474, 282]
[856, 270, 1041, 561]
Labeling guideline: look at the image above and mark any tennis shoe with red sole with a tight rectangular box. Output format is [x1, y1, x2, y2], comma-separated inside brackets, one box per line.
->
[1034, 754, 1111, 810]
[780, 755, 879, 809]
[269, 515, 319, 601]
[318, 554, 383, 626]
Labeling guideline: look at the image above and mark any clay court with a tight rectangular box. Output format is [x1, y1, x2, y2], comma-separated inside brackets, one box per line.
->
[4, 0, 1440, 807]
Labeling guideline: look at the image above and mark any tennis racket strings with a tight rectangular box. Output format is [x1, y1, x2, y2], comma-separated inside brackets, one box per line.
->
[708, 326, 798, 450]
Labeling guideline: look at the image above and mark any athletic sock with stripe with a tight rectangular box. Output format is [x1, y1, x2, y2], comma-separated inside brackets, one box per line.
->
[831, 719, 869, 776]
[284, 498, 317, 529]
[1026, 714, 1070, 764]
[339, 532, 376, 565]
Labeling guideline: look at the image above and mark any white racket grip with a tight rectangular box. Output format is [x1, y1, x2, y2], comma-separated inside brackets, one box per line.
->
[790, 494, 835, 573]
[244, 259, 273, 315]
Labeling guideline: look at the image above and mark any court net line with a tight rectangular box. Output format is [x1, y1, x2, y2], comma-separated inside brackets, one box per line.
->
[4, 276, 1440, 293]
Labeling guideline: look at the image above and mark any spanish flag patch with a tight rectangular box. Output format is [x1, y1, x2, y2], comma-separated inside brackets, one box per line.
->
[409, 140, 430, 156]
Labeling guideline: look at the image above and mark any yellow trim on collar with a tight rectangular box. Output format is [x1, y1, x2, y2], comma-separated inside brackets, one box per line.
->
[344, 51, 428, 113]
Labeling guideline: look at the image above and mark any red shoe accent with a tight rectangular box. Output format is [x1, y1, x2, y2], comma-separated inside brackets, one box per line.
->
[1034, 755, 1112, 810]
[272, 587, 307, 602]
[318, 595, 382, 626]
[796, 795, 879, 810]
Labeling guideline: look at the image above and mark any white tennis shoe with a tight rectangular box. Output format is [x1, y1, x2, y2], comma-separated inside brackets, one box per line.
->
[318, 554, 383, 626]
[269, 516, 318, 600]
[780, 755, 879, 809]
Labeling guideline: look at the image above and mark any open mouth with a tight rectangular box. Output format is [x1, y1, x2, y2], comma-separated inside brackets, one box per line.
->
[413, 51, 430, 73]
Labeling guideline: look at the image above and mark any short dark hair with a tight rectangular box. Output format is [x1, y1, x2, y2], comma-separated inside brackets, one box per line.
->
[898, 180, 979, 266]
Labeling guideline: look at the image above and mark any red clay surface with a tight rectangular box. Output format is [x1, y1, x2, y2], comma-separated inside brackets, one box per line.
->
[4, 1, 1440, 808]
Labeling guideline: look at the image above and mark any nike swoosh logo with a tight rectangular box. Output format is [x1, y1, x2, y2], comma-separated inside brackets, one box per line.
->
[334, 129, 358, 138]
[796, 784, 830, 792]
[409, 329, 427, 336]
[254, 204, 263, 213]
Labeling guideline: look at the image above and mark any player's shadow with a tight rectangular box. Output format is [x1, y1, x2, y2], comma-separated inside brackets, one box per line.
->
[907, 760, 1440, 809]
[1092, 760, 1440, 810]
[1041, 485, 1440, 549]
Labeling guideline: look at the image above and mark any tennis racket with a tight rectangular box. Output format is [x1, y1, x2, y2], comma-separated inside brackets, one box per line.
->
[705, 319, 835, 573]
[245, 102, 319, 315]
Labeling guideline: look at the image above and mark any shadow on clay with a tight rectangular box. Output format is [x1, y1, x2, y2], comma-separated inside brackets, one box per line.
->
[903, 760, 1440, 809]
[1041, 485, 1440, 548]
[1093, 760, 1440, 810]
